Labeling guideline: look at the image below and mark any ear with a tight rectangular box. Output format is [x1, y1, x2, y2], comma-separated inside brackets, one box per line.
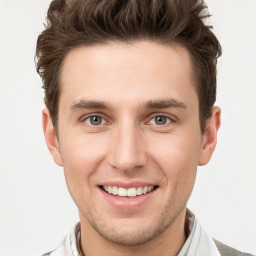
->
[198, 106, 221, 166]
[42, 108, 63, 166]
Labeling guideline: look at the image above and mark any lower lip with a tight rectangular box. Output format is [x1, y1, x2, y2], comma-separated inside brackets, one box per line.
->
[99, 188, 157, 209]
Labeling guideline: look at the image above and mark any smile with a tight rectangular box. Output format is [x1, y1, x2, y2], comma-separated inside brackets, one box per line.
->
[101, 185, 157, 197]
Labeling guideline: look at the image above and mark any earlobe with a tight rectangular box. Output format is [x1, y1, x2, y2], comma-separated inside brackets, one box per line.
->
[198, 106, 221, 166]
[42, 108, 63, 166]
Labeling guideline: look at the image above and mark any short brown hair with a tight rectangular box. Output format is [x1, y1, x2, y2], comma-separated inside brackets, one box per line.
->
[36, 0, 222, 132]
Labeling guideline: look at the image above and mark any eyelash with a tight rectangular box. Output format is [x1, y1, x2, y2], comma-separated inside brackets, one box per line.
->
[80, 113, 176, 127]
[147, 114, 173, 126]
[80, 114, 109, 126]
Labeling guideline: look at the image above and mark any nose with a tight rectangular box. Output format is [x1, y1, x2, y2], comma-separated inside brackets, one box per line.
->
[108, 123, 147, 173]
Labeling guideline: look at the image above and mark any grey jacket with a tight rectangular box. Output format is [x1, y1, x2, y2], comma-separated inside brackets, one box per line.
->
[214, 240, 255, 256]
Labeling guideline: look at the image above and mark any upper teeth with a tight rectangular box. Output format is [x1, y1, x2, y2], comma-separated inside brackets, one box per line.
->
[103, 185, 154, 197]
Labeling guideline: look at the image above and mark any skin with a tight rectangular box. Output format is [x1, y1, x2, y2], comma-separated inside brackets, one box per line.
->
[43, 41, 221, 256]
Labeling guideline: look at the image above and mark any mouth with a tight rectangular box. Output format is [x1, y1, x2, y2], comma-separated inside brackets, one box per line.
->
[100, 185, 159, 197]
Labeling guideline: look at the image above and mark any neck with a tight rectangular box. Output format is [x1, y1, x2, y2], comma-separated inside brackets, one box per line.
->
[79, 208, 187, 256]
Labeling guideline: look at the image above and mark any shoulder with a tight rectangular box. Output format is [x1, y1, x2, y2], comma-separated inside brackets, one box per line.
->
[214, 239, 255, 256]
[40, 223, 80, 256]
[40, 241, 67, 256]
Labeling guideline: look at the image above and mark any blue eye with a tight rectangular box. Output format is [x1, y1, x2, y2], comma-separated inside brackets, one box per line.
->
[149, 116, 171, 125]
[85, 116, 105, 126]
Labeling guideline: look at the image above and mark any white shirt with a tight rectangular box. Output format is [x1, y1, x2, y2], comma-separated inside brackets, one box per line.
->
[177, 210, 220, 256]
[42, 210, 221, 256]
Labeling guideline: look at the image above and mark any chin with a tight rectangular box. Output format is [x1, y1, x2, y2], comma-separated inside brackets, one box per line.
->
[87, 210, 180, 246]
[92, 224, 161, 246]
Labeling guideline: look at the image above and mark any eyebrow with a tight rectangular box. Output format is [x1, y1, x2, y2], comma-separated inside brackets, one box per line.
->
[70, 98, 187, 112]
[70, 100, 110, 111]
[145, 98, 187, 110]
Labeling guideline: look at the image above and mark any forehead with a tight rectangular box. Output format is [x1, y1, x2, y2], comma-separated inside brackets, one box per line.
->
[59, 41, 197, 108]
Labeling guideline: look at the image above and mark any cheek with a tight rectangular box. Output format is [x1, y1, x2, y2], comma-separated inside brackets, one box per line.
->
[150, 135, 199, 206]
[59, 134, 109, 212]
[151, 133, 201, 164]
[61, 132, 107, 167]
[59, 134, 108, 190]
[148, 132, 201, 184]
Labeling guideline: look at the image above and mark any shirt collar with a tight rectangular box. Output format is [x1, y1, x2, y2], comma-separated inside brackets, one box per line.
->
[177, 209, 221, 256]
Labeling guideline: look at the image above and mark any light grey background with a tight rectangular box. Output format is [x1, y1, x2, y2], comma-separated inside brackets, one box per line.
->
[0, 0, 255, 255]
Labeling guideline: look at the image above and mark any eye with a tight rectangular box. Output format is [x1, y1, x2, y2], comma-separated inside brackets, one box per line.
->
[84, 116, 106, 126]
[149, 116, 171, 125]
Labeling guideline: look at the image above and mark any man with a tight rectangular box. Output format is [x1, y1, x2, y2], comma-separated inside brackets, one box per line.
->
[35, 0, 254, 255]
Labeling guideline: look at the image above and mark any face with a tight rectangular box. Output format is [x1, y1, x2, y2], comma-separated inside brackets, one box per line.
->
[43, 41, 220, 246]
